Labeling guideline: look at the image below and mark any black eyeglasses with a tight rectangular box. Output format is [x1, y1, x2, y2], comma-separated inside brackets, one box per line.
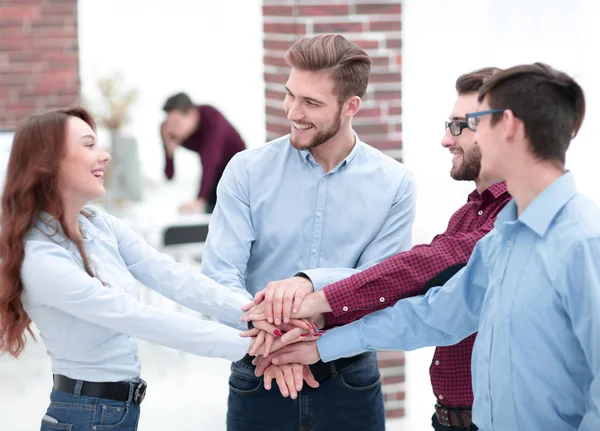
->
[444, 120, 470, 137]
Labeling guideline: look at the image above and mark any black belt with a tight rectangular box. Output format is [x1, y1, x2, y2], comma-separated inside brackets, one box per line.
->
[239, 352, 372, 383]
[435, 403, 474, 428]
[52, 374, 147, 405]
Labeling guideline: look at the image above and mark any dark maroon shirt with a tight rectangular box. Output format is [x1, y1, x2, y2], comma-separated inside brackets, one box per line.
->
[323, 182, 511, 408]
[164, 105, 246, 203]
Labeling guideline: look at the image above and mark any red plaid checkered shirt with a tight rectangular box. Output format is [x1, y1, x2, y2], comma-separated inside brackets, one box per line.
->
[323, 182, 511, 408]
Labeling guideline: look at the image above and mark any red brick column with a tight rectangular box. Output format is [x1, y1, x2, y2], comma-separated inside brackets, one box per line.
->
[0, 0, 80, 130]
[263, 0, 406, 419]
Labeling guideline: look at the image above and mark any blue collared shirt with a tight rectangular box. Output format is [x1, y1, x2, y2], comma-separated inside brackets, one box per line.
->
[202, 133, 415, 298]
[318, 172, 600, 430]
[21, 207, 251, 382]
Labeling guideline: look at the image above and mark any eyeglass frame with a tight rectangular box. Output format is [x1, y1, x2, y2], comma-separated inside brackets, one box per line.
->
[465, 109, 506, 131]
[444, 120, 470, 137]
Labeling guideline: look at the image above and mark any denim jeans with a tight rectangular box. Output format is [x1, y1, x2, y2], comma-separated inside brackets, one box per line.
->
[40, 380, 141, 431]
[227, 352, 384, 431]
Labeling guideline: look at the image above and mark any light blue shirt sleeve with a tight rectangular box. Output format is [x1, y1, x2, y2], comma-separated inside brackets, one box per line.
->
[300, 172, 416, 290]
[108, 214, 249, 329]
[317, 236, 489, 362]
[561, 238, 600, 429]
[202, 154, 254, 300]
[21, 241, 251, 362]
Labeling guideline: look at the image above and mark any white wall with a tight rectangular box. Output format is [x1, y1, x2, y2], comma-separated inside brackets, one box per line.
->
[403, 0, 600, 244]
[78, 0, 265, 192]
[401, 1, 599, 427]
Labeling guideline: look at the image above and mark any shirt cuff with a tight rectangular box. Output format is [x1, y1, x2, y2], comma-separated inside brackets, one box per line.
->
[212, 326, 252, 362]
[322, 282, 354, 317]
[221, 291, 253, 331]
[297, 268, 345, 291]
[316, 321, 367, 362]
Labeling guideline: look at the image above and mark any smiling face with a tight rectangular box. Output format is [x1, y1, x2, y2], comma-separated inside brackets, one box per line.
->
[441, 93, 483, 182]
[283, 68, 346, 150]
[58, 116, 111, 206]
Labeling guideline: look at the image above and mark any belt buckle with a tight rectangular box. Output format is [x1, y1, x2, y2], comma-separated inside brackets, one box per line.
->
[133, 381, 147, 405]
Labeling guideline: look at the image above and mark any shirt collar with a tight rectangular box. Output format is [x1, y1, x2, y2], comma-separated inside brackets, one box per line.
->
[495, 171, 577, 237]
[298, 130, 363, 171]
[467, 181, 508, 203]
[36, 207, 100, 242]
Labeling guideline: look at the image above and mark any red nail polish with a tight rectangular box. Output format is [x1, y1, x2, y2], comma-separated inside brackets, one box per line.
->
[274, 329, 283, 337]
[301, 333, 309, 337]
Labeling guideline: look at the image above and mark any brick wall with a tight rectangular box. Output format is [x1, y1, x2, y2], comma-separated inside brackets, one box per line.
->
[0, 0, 80, 130]
[263, 0, 403, 161]
[262, 0, 406, 419]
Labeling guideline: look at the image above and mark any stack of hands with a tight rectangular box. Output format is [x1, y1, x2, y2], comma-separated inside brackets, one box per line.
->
[239, 276, 332, 399]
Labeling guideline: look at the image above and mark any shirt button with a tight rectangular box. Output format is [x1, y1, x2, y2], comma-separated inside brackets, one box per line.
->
[438, 395, 444, 400]
[477, 210, 483, 216]
[312, 248, 318, 254]
[316, 212, 322, 218]
[379, 297, 385, 302]
[342, 306, 349, 312]
[506, 240, 512, 246]
[484, 394, 489, 402]
[435, 360, 440, 366]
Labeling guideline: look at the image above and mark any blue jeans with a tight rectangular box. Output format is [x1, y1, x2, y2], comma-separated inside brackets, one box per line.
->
[227, 352, 385, 431]
[40, 380, 141, 431]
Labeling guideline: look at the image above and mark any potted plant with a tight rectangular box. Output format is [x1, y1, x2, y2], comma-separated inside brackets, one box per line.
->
[91, 73, 142, 209]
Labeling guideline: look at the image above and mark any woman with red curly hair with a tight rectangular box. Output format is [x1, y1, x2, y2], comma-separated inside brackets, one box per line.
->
[0, 107, 285, 430]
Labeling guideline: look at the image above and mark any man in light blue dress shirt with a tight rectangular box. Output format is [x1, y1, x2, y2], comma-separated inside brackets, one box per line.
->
[269, 63, 599, 431]
[202, 35, 415, 430]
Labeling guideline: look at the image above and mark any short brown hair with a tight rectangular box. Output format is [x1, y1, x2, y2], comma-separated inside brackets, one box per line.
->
[455, 67, 501, 94]
[285, 34, 371, 103]
[163, 92, 195, 113]
[479, 63, 585, 164]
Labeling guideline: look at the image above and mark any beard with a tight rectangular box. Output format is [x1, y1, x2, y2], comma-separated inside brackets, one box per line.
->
[290, 105, 342, 150]
[450, 145, 482, 181]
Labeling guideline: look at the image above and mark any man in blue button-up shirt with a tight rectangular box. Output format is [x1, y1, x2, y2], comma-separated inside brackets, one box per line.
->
[202, 35, 415, 431]
[269, 63, 599, 431]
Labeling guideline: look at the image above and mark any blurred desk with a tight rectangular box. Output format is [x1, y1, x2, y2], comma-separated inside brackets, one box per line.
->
[108, 181, 212, 250]
[105, 182, 213, 315]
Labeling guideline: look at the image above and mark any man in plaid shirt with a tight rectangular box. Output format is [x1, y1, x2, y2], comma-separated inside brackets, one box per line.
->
[245, 67, 511, 430]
